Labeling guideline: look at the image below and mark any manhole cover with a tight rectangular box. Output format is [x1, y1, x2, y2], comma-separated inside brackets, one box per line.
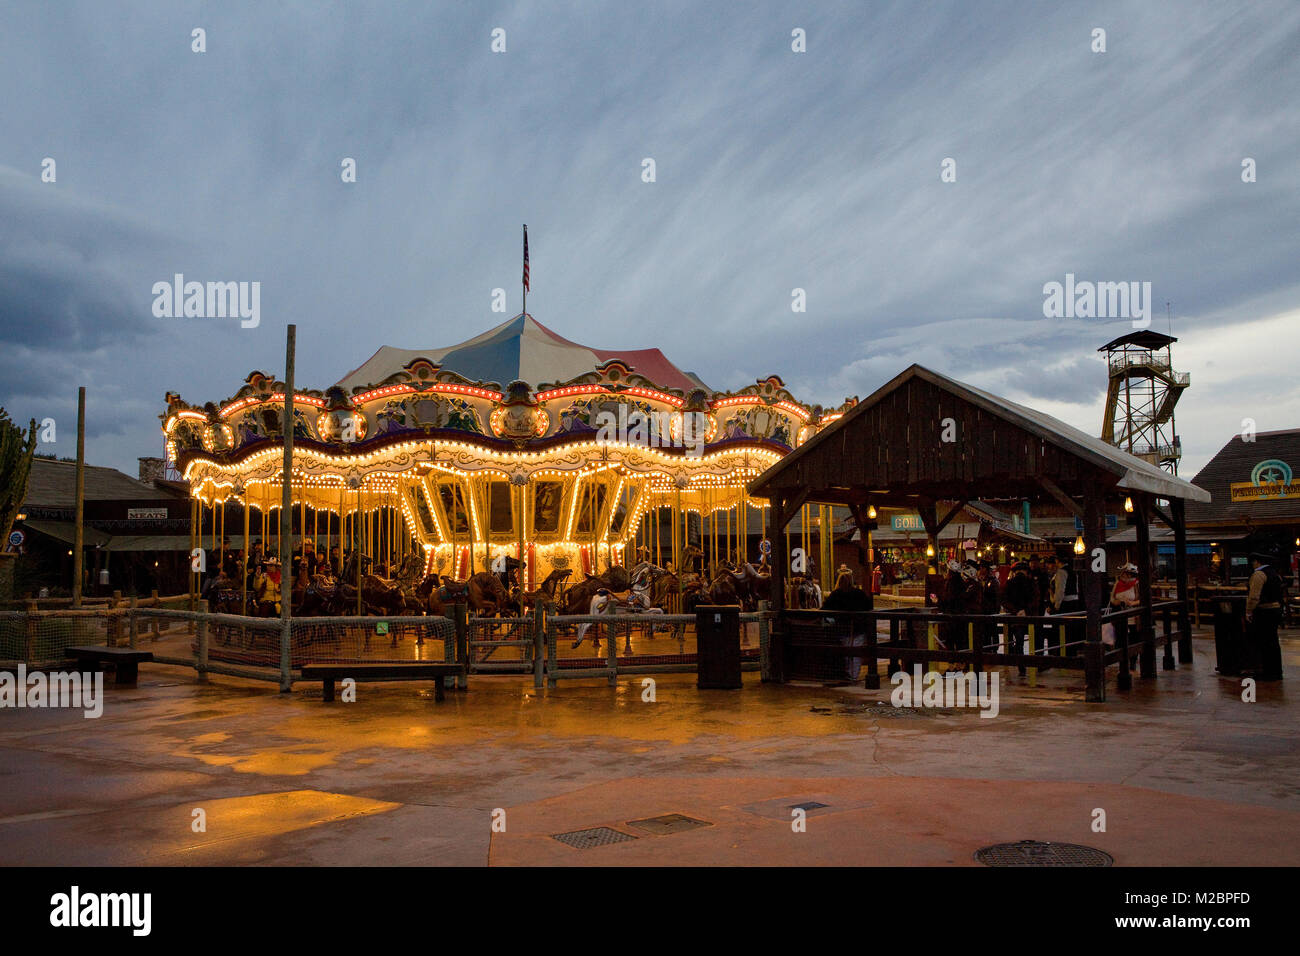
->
[789, 801, 830, 812]
[627, 813, 712, 836]
[551, 826, 638, 850]
[975, 841, 1113, 867]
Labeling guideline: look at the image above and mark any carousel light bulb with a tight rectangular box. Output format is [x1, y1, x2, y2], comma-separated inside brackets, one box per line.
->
[1073, 535, 1086, 555]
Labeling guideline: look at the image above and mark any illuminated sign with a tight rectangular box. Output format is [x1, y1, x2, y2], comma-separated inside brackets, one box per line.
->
[1230, 459, 1299, 502]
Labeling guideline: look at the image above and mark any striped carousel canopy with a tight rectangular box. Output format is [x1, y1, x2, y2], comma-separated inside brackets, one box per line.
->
[335, 313, 709, 394]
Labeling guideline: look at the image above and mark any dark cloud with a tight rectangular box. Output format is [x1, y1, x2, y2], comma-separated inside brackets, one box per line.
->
[0, 0, 1297, 476]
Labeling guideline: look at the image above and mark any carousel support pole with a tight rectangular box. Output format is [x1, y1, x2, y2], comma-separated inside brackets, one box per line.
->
[188, 494, 197, 620]
[516, 481, 526, 595]
[355, 487, 363, 613]
[241, 494, 250, 615]
[278, 324, 296, 694]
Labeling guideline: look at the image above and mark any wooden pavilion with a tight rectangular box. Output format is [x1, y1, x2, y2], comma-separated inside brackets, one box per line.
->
[750, 365, 1212, 701]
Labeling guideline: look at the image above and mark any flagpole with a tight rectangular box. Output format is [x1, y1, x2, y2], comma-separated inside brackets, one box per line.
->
[522, 223, 528, 318]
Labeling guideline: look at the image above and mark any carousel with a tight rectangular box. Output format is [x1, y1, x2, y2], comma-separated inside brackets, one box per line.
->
[163, 314, 850, 612]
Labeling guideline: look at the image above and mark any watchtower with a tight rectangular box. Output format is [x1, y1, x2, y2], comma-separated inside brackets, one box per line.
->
[1099, 331, 1189, 474]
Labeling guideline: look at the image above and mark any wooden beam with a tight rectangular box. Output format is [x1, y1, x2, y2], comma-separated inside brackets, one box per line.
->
[1038, 476, 1084, 518]
[934, 500, 968, 534]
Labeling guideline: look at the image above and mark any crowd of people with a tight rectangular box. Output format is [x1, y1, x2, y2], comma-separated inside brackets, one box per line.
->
[197, 537, 358, 617]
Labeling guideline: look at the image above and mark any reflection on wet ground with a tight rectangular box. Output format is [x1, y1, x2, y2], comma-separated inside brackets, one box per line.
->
[0, 633, 1294, 865]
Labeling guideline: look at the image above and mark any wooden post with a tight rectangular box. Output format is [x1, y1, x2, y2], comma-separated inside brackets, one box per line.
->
[279, 324, 295, 693]
[196, 598, 209, 682]
[1135, 496, 1156, 679]
[1172, 497, 1192, 663]
[767, 492, 787, 683]
[606, 617, 617, 685]
[819, 504, 833, 593]
[532, 603, 545, 689]
[72, 386, 85, 608]
[1082, 486, 1106, 702]
[1116, 614, 1132, 691]
[128, 595, 139, 649]
[452, 602, 468, 689]
[919, 499, 939, 607]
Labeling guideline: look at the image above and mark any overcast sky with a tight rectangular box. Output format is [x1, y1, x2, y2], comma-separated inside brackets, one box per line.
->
[2, 0, 1298, 481]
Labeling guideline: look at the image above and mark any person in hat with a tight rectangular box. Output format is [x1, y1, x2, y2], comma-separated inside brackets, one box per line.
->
[253, 556, 282, 617]
[1102, 563, 1141, 645]
[1245, 550, 1284, 681]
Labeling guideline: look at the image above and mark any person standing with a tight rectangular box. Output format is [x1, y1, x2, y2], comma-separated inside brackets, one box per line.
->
[976, 559, 1000, 651]
[1002, 561, 1037, 660]
[822, 569, 872, 681]
[1245, 550, 1284, 681]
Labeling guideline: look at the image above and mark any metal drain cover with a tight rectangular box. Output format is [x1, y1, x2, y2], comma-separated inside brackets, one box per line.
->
[789, 801, 830, 812]
[627, 813, 712, 836]
[552, 826, 638, 850]
[975, 840, 1113, 867]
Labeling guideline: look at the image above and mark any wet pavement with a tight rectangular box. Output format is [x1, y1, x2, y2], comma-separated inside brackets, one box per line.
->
[0, 631, 1295, 866]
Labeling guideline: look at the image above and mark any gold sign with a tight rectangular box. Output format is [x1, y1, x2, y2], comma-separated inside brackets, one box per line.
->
[1229, 480, 1300, 502]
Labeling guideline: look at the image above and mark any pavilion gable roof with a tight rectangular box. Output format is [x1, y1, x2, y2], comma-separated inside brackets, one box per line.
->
[751, 365, 1210, 503]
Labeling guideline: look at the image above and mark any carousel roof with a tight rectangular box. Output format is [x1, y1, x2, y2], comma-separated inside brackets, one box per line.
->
[335, 314, 709, 395]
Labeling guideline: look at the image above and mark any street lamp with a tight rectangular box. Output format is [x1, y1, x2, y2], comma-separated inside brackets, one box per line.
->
[1073, 535, 1086, 555]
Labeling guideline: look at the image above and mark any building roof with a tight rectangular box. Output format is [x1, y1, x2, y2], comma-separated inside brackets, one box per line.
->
[23, 458, 180, 509]
[1184, 429, 1300, 527]
[751, 365, 1210, 503]
[335, 313, 709, 394]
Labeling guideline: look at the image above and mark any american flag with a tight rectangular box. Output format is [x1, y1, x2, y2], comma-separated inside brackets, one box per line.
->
[522, 224, 530, 292]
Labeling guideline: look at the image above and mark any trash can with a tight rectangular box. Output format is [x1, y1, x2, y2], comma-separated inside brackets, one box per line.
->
[696, 605, 742, 689]
[1213, 596, 1246, 676]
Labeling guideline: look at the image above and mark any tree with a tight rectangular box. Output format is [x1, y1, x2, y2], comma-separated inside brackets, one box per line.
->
[1, 407, 38, 545]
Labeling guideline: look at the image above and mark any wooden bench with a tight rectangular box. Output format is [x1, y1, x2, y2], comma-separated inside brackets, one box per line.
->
[63, 646, 155, 686]
[298, 663, 463, 702]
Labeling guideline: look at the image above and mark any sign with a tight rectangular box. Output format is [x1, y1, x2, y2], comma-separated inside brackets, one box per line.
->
[891, 514, 925, 531]
[7, 530, 24, 548]
[128, 508, 169, 520]
[375, 621, 389, 635]
[1074, 515, 1119, 531]
[759, 538, 772, 555]
[1230, 458, 1298, 502]
[1230, 481, 1300, 502]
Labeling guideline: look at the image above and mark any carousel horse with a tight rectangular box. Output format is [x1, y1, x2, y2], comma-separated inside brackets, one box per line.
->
[788, 576, 823, 609]
[519, 568, 572, 610]
[559, 565, 632, 616]
[466, 570, 511, 617]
